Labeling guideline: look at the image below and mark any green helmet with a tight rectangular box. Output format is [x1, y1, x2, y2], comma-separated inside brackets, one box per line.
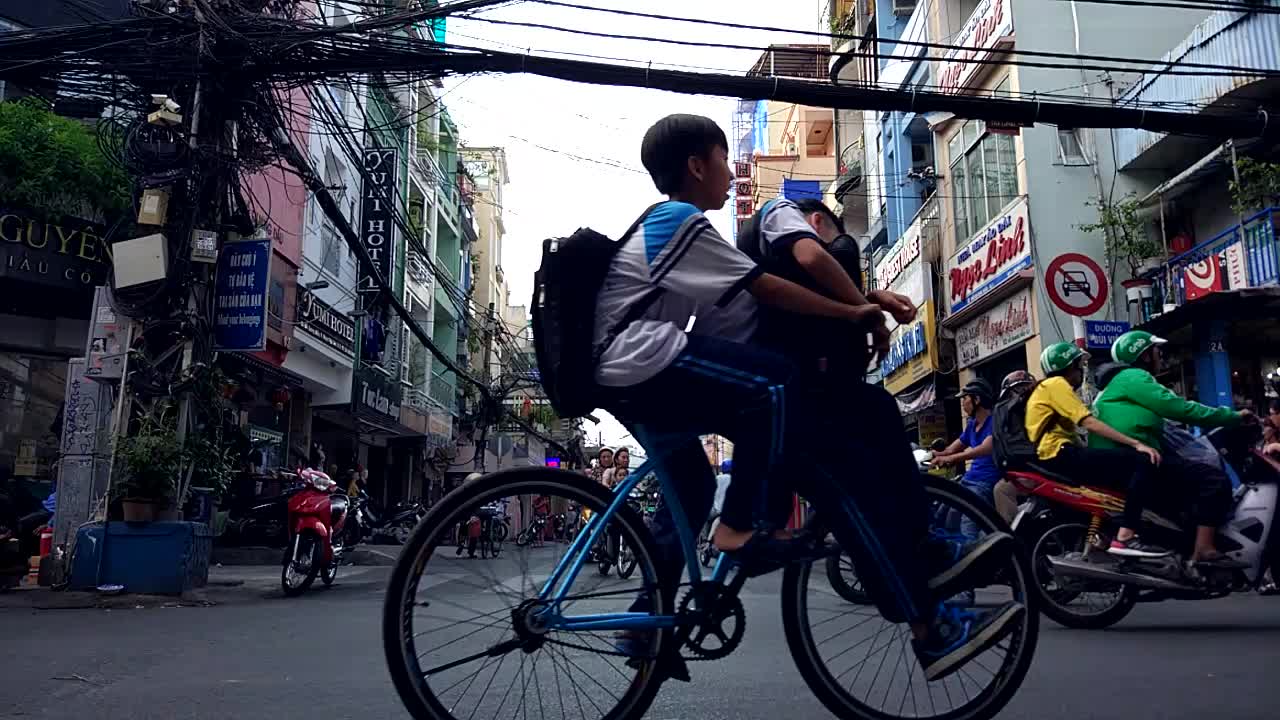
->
[1040, 342, 1089, 375]
[1111, 330, 1167, 365]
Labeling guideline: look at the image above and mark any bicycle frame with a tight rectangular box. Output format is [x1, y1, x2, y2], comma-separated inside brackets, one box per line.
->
[536, 431, 734, 633]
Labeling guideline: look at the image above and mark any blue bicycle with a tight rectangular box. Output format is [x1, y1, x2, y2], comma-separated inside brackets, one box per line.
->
[383, 443, 1039, 720]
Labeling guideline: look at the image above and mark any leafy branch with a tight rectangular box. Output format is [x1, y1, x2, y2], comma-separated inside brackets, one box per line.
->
[1078, 195, 1160, 278]
[1230, 157, 1280, 215]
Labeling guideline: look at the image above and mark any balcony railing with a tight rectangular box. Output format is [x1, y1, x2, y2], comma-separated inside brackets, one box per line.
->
[430, 371, 458, 414]
[1145, 207, 1279, 310]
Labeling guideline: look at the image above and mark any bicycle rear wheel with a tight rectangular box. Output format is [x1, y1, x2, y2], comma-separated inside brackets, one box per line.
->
[383, 468, 669, 720]
[781, 476, 1039, 720]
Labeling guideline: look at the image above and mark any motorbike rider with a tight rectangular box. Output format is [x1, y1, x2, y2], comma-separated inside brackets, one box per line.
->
[1027, 342, 1167, 558]
[1092, 330, 1249, 566]
[933, 379, 1000, 540]
[991, 371, 1036, 523]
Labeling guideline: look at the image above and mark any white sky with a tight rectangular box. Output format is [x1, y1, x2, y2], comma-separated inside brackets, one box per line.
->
[444, 0, 825, 450]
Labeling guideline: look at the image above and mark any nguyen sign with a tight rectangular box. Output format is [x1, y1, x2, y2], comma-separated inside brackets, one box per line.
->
[956, 287, 1034, 368]
[938, 0, 1013, 94]
[0, 211, 109, 290]
[947, 197, 1031, 315]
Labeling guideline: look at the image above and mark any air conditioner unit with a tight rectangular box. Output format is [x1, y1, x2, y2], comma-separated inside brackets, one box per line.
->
[892, 0, 917, 16]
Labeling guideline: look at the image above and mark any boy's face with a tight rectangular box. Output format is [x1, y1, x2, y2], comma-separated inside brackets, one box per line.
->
[686, 145, 733, 211]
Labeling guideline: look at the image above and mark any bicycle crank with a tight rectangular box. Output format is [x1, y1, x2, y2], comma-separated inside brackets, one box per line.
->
[678, 584, 745, 660]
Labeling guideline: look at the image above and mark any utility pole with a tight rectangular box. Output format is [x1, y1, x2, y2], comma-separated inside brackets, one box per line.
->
[474, 302, 497, 471]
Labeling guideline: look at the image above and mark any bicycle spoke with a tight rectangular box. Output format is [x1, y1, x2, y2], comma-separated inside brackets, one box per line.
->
[388, 477, 664, 720]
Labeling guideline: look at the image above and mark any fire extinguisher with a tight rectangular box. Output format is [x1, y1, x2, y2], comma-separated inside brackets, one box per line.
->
[38, 527, 53, 558]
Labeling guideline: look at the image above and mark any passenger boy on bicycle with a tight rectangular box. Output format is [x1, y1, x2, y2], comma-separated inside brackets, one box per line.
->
[604, 114, 1024, 681]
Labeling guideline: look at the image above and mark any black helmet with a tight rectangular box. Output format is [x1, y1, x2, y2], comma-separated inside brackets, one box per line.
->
[955, 379, 994, 407]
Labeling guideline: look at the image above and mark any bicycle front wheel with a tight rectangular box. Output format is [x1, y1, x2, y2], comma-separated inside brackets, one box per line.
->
[383, 468, 669, 720]
[781, 476, 1039, 720]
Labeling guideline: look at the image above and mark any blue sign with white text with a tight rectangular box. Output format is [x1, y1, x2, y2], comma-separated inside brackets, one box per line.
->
[213, 239, 272, 351]
[1085, 320, 1130, 349]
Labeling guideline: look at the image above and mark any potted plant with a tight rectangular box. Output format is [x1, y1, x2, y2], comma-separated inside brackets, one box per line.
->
[1079, 195, 1162, 302]
[112, 410, 183, 522]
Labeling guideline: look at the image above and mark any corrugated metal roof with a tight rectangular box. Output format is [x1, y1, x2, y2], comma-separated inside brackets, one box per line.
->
[1114, 4, 1280, 168]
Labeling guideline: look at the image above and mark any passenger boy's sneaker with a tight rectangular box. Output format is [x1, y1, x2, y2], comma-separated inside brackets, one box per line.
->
[927, 532, 1016, 600]
[1108, 536, 1171, 558]
[914, 602, 1026, 682]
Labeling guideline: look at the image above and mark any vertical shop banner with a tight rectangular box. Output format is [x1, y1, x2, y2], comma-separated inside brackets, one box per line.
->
[358, 147, 398, 294]
[1224, 242, 1250, 290]
[212, 238, 271, 351]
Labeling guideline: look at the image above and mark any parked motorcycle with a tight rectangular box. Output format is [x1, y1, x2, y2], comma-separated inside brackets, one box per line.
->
[282, 468, 350, 597]
[351, 492, 425, 546]
[1012, 423, 1280, 628]
[220, 466, 306, 547]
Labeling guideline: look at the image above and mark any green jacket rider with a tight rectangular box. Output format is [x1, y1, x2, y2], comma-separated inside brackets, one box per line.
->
[1089, 330, 1241, 452]
[1089, 329, 1248, 566]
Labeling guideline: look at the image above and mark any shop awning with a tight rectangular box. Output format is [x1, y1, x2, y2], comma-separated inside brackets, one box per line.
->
[896, 380, 937, 417]
[1136, 143, 1228, 211]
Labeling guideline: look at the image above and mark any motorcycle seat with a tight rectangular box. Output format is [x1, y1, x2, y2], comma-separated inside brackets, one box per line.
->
[1017, 463, 1081, 487]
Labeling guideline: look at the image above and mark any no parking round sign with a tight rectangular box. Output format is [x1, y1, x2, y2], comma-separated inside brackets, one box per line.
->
[1045, 253, 1108, 317]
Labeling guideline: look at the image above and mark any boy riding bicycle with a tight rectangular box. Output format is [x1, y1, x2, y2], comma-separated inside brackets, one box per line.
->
[600, 114, 1024, 681]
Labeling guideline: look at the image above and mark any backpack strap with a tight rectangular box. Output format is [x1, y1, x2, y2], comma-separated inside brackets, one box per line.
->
[591, 203, 666, 365]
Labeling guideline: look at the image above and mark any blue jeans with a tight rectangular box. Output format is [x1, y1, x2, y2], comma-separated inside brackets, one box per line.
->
[958, 477, 996, 543]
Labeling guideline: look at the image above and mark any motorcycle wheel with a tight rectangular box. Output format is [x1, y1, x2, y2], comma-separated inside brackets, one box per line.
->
[617, 540, 638, 579]
[321, 557, 338, 587]
[596, 541, 612, 576]
[388, 520, 414, 546]
[824, 552, 872, 605]
[282, 532, 323, 597]
[1032, 522, 1138, 629]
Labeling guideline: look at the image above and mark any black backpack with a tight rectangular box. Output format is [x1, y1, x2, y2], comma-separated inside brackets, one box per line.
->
[530, 207, 659, 419]
[991, 392, 1038, 473]
[734, 198, 777, 261]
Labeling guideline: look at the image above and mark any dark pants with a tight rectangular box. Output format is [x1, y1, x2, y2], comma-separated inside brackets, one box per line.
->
[618, 351, 933, 626]
[1163, 451, 1233, 528]
[603, 335, 797, 533]
[798, 376, 932, 624]
[603, 335, 794, 618]
[1043, 445, 1155, 530]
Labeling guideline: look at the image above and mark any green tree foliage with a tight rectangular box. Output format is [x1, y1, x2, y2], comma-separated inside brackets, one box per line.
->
[0, 98, 130, 222]
[1229, 157, 1280, 215]
[1079, 195, 1160, 278]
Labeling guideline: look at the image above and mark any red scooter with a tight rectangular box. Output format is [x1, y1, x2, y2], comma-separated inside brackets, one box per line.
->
[282, 468, 350, 597]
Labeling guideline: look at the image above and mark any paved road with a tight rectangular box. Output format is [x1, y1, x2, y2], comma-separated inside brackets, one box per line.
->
[3, 555, 1279, 720]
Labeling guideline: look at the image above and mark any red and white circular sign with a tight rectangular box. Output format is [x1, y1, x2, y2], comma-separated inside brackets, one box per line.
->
[1045, 253, 1108, 317]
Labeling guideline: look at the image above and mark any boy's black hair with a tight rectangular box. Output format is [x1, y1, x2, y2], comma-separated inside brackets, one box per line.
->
[640, 114, 729, 195]
[793, 198, 846, 234]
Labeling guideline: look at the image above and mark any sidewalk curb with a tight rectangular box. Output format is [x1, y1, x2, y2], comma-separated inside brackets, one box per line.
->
[212, 545, 399, 566]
